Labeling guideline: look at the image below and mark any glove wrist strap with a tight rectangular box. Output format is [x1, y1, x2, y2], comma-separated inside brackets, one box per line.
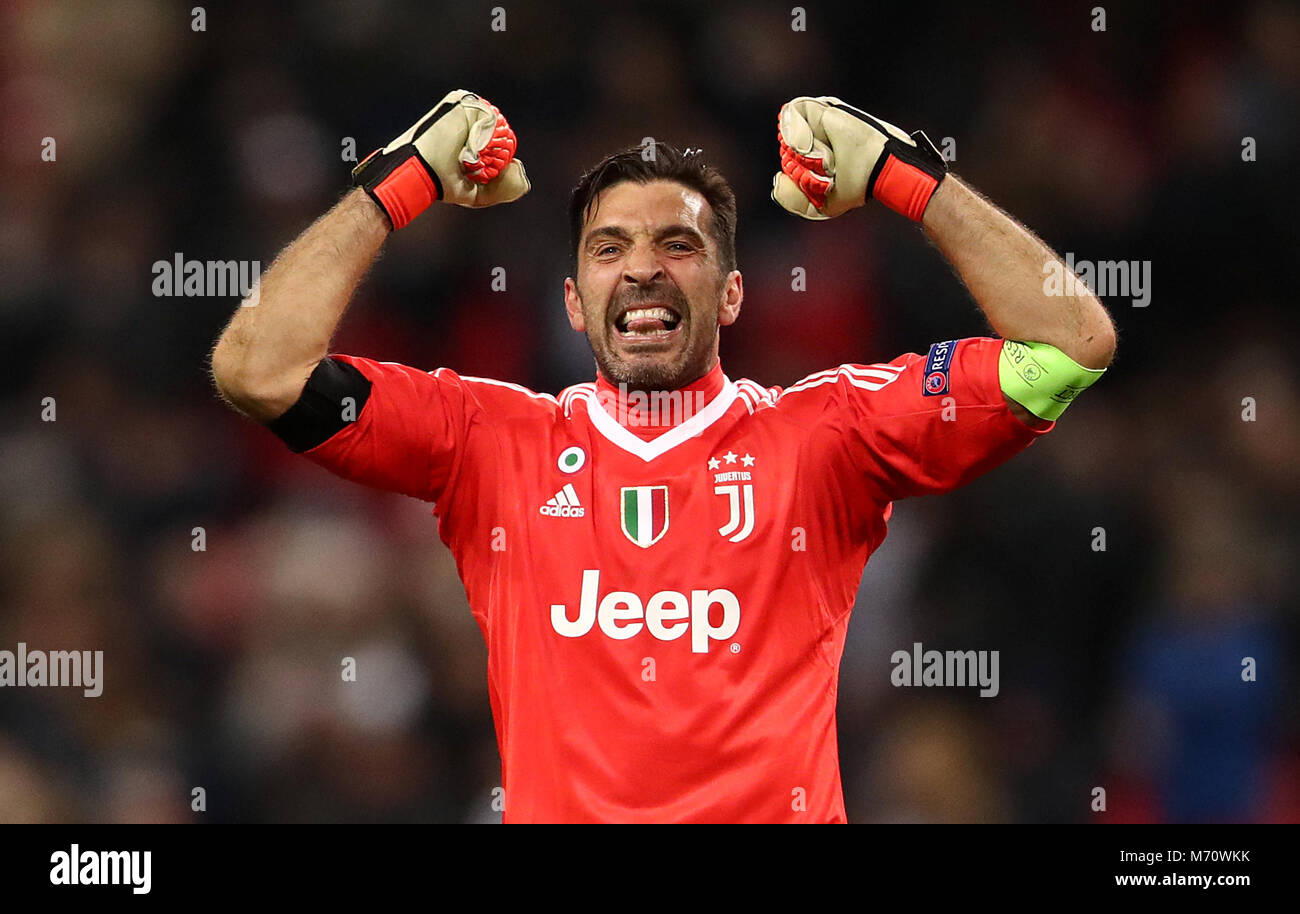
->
[869, 130, 948, 222]
[351, 144, 443, 230]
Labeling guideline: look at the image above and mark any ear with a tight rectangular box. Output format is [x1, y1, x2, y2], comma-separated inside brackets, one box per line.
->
[717, 270, 743, 327]
[563, 277, 586, 332]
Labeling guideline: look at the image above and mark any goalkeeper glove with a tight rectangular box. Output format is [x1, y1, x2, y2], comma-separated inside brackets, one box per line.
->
[771, 96, 947, 222]
[352, 89, 530, 229]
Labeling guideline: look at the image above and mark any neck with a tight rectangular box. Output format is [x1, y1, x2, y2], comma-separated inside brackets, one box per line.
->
[593, 362, 726, 440]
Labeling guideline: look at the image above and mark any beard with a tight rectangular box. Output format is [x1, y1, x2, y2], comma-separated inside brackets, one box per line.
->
[580, 277, 721, 393]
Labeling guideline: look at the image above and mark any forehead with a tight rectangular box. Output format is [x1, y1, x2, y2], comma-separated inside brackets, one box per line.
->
[583, 180, 711, 236]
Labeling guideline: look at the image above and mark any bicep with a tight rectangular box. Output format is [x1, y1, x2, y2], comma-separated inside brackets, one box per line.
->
[273, 356, 473, 503]
[838, 338, 1051, 500]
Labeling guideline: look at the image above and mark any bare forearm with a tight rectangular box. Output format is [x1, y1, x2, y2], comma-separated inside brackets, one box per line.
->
[921, 177, 1116, 369]
[211, 188, 391, 421]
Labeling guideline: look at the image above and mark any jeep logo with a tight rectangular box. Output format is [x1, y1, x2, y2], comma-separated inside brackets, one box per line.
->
[550, 569, 741, 654]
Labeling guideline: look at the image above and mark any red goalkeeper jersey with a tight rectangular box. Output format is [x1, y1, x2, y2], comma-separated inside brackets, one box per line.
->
[270, 336, 1052, 823]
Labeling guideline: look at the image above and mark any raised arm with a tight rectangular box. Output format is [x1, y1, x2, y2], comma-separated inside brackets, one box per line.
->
[211, 189, 388, 421]
[210, 89, 530, 423]
[920, 177, 1116, 370]
[771, 95, 1115, 427]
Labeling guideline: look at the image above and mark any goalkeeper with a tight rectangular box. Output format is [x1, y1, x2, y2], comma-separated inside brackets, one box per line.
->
[209, 90, 1116, 823]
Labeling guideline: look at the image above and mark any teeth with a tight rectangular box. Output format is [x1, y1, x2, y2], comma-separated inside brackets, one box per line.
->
[623, 307, 676, 323]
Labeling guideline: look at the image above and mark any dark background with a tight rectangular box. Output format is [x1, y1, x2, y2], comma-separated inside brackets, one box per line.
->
[1, 0, 1296, 822]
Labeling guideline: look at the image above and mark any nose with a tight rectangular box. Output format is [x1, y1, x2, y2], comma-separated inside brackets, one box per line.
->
[622, 242, 665, 287]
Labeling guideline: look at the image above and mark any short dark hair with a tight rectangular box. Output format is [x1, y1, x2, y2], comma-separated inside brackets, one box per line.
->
[568, 142, 738, 274]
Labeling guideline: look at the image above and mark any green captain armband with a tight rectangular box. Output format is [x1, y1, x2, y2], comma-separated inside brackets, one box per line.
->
[999, 340, 1106, 421]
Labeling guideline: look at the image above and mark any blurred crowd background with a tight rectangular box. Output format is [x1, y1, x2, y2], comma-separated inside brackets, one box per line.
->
[1, 0, 1297, 823]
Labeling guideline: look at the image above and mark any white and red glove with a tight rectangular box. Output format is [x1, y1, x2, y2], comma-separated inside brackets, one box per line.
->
[351, 89, 530, 229]
[771, 96, 947, 222]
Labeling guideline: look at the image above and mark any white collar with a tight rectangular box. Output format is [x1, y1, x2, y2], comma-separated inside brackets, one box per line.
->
[577, 377, 740, 462]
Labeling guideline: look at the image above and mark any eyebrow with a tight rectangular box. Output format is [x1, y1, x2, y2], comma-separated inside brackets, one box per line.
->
[584, 223, 708, 249]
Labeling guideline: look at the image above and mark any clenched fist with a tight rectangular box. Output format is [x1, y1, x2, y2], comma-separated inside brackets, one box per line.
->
[771, 96, 947, 222]
[352, 89, 530, 228]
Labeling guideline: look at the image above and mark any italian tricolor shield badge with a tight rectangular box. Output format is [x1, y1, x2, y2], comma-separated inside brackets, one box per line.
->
[620, 486, 669, 548]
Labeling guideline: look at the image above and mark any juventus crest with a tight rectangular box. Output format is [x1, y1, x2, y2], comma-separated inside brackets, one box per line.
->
[710, 450, 757, 543]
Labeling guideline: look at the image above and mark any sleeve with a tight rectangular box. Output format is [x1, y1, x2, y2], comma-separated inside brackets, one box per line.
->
[799, 337, 1054, 503]
[267, 354, 476, 504]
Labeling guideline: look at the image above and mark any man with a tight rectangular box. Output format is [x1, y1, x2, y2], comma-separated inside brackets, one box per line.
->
[210, 90, 1116, 823]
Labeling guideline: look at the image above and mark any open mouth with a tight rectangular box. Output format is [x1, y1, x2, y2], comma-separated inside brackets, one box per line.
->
[613, 304, 683, 340]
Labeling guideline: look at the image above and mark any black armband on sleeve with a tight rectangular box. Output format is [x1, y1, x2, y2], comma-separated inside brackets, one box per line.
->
[267, 357, 373, 453]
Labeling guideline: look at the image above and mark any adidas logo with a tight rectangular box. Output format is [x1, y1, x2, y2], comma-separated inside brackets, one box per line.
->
[540, 483, 585, 518]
